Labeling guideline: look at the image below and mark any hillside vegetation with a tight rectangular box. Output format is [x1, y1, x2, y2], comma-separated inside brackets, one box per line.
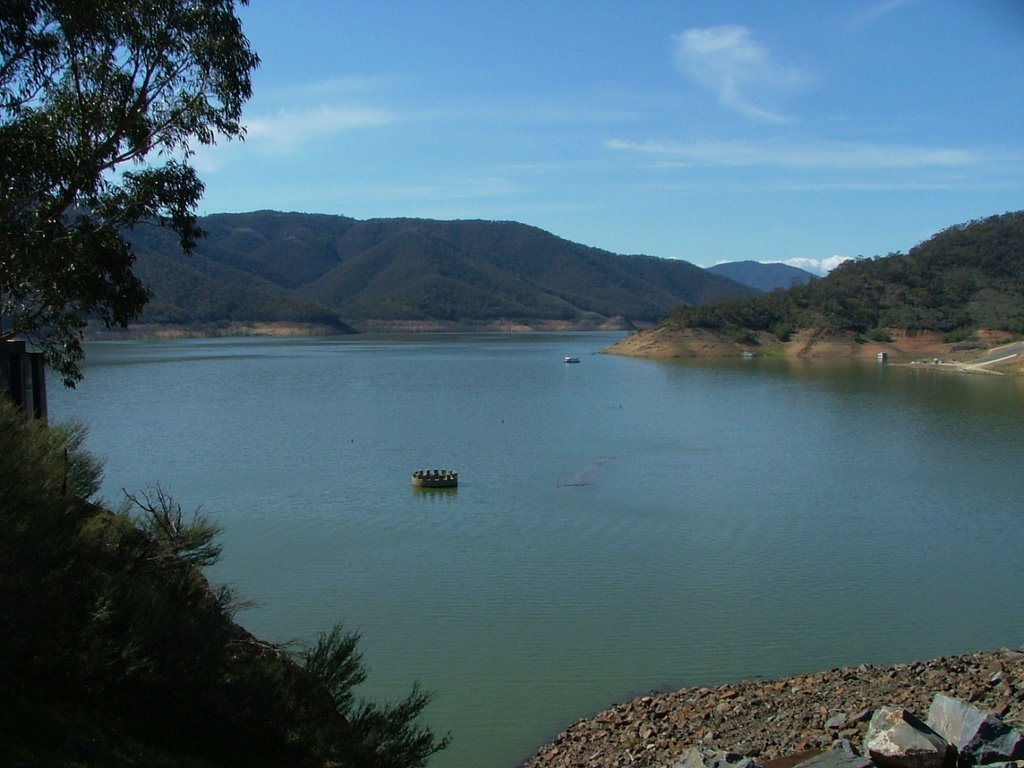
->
[666, 212, 1024, 343]
[126, 211, 757, 330]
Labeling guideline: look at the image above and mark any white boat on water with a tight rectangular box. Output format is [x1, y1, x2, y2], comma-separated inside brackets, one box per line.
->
[564, 356, 580, 364]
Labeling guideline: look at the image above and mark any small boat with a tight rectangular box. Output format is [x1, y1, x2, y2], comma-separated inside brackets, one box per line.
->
[411, 469, 458, 488]
[564, 356, 580, 364]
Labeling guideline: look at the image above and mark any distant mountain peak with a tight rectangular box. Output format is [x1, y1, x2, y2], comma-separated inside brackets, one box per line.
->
[707, 261, 816, 292]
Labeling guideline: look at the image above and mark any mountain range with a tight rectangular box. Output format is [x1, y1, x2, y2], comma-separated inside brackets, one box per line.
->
[126, 211, 762, 331]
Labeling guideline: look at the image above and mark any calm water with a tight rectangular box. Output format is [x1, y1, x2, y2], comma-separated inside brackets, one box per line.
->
[49, 333, 1024, 768]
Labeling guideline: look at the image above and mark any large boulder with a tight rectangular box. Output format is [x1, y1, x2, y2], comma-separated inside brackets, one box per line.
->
[864, 707, 954, 768]
[926, 694, 1024, 767]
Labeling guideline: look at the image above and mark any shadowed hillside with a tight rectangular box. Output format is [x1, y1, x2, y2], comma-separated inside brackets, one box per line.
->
[126, 211, 757, 330]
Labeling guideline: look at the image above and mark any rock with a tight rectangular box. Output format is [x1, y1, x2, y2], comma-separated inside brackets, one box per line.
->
[926, 693, 1024, 767]
[864, 707, 954, 768]
[671, 745, 762, 768]
[826, 714, 851, 730]
[793, 740, 874, 768]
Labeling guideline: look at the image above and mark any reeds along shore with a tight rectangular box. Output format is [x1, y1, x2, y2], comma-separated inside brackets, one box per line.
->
[522, 647, 1024, 768]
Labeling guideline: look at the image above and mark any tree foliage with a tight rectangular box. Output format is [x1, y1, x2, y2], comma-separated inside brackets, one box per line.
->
[123, 483, 223, 568]
[0, 0, 259, 385]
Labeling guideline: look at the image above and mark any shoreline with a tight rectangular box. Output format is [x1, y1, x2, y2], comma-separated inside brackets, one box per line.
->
[85, 319, 643, 340]
[602, 325, 1024, 375]
[521, 646, 1024, 768]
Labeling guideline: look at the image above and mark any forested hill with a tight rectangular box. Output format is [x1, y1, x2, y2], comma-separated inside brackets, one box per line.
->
[125, 211, 757, 330]
[668, 211, 1024, 339]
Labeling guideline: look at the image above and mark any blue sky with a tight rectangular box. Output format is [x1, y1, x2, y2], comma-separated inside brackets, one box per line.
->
[193, 0, 1024, 273]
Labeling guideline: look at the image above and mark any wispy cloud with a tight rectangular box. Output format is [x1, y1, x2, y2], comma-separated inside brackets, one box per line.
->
[244, 105, 397, 153]
[270, 175, 521, 205]
[410, 100, 642, 128]
[605, 138, 980, 170]
[849, 0, 923, 30]
[672, 26, 811, 123]
[297, 75, 403, 96]
[254, 74, 405, 103]
[363, 175, 520, 202]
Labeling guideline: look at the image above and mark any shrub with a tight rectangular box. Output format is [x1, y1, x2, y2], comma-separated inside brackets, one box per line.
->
[724, 323, 758, 345]
[943, 326, 976, 344]
[769, 322, 795, 341]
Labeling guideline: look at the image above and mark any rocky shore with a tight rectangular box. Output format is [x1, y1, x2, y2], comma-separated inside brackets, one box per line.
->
[521, 647, 1024, 768]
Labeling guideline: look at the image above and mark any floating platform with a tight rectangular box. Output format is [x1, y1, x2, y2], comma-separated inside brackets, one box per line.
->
[411, 469, 458, 488]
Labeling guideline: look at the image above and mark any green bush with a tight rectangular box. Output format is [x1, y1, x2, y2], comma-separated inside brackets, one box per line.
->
[302, 626, 451, 767]
[943, 326, 976, 344]
[769, 322, 795, 341]
[724, 323, 758, 345]
[0, 399, 104, 685]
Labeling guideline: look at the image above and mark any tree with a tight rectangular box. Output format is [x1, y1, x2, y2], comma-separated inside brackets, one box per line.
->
[0, 0, 259, 385]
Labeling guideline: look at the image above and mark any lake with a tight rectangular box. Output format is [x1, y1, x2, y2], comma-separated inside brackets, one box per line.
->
[48, 332, 1024, 768]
